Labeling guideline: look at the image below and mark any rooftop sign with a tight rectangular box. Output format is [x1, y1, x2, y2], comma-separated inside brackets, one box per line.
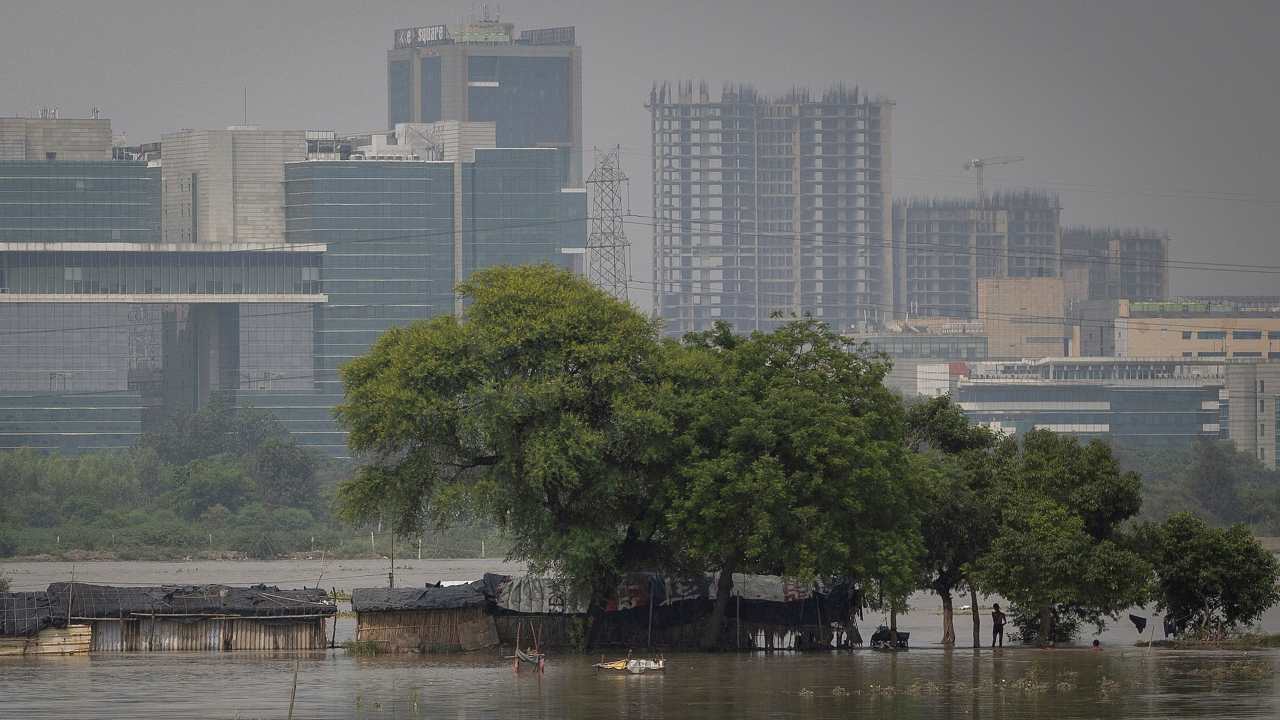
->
[519, 26, 575, 46]
[394, 25, 450, 48]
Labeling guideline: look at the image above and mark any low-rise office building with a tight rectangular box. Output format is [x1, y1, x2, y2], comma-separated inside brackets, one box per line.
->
[951, 357, 1226, 446]
[978, 276, 1069, 359]
[1116, 298, 1280, 360]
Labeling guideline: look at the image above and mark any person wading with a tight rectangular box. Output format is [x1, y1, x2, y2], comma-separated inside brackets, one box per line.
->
[991, 603, 1007, 647]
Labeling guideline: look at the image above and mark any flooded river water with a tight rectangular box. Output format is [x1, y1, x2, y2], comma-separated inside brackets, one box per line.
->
[3, 560, 1280, 718]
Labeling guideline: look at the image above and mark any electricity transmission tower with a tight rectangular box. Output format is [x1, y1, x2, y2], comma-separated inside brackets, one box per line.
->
[586, 146, 630, 300]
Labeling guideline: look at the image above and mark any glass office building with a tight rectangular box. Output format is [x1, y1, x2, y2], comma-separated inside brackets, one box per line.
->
[0, 151, 327, 452]
[0, 161, 159, 243]
[386, 20, 582, 186]
[954, 358, 1226, 446]
[254, 148, 585, 456]
[285, 160, 454, 393]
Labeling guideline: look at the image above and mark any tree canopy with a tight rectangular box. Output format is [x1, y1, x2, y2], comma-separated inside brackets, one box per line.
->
[664, 320, 919, 646]
[336, 264, 673, 600]
[973, 430, 1151, 644]
[906, 395, 999, 645]
[1139, 512, 1280, 634]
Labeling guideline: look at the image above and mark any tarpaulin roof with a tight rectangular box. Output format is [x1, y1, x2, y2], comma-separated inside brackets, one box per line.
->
[482, 573, 831, 614]
[45, 583, 335, 619]
[352, 584, 488, 613]
[0, 592, 53, 637]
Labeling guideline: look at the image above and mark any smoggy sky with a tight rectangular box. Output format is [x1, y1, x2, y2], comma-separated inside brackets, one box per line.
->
[3, 0, 1276, 305]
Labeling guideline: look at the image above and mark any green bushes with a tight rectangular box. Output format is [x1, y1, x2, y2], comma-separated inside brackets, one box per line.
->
[0, 399, 351, 559]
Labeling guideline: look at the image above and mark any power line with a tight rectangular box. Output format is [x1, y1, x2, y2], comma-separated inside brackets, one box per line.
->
[625, 276, 1280, 337]
[587, 143, 1280, 207]
[627, 214, 1280, 276]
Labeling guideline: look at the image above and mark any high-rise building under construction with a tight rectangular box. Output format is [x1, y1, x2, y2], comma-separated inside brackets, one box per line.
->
[891, 191, 1063, 319]
[649, 82, 893, 337]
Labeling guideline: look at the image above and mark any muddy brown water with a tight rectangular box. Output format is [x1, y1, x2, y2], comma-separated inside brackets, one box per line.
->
[3, 560, 1280, 718]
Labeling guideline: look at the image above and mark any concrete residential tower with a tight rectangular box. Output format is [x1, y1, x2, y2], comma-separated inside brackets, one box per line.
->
[649, 82, 893, 337]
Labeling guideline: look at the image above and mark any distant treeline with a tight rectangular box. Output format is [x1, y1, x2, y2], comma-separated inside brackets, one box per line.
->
[0, 398, 505, 560]
[1113, 438, 1280, 534]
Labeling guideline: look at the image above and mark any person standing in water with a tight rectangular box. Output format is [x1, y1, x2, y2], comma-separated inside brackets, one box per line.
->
[991, 603, 1007, 647]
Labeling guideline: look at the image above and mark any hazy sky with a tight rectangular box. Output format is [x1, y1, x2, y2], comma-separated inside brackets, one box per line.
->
[3, 0, 1276, 303]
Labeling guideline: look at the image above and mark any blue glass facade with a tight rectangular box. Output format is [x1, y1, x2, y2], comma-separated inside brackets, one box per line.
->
[956, 382, 1222, 446]
[466, 57, 571, 148]
[0, 392, 146, 452]
[461, 148, 575, 279]
[419, 57, 442, 123]
[284, 160, 454, 394]
[467, 57, 573, 186]
[388, 60, 412, 127]
[0, 161, 159, 243]
[0, 157, 325, 452]
[266, 150, 586, 456]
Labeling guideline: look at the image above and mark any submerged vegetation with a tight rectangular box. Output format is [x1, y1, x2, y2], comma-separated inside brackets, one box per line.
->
[342, 639, 386, 656]
[332, 266, 1280, 649]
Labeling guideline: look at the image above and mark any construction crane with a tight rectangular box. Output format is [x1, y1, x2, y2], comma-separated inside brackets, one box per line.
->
[963, 155, 1024, 203]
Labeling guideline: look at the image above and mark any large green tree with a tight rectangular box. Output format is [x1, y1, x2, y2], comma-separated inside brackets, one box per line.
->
[906, 396, 999, 647]
[1139, 512, 1280, 634]
[250, 438, 319, 509]
[973, 430, 1151, 644]
[336, 265, 673, 605]
[663, 321, 919, 648]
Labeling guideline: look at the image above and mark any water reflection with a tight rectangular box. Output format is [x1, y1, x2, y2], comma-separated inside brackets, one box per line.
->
[4, 648, 1277, 719]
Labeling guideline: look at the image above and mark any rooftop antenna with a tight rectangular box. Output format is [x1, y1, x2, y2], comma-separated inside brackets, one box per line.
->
[243, 88, 248, 126]
[89, 106, 101, 120]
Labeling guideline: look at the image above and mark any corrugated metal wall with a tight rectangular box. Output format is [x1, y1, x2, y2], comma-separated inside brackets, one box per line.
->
[89, 617, 327, 652]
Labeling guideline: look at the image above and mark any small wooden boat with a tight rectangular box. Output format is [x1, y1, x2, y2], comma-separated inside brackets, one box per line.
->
[594, 655, 666, 674]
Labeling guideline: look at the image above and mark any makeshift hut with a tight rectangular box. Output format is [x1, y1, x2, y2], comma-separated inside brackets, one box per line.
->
[352, 584, 497, 653]
[45, 582, 335, 652]
[481, 572, 857, 650]
[0, 591, 90, 656]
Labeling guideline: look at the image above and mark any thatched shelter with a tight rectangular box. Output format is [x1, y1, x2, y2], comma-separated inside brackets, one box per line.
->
[352, 585, 497, 653]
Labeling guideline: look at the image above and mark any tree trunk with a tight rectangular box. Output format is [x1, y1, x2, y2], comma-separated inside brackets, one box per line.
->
[701, 561, 736, 650]
[940, 590, 956, 645]
[889, 606, 899, 646]
[970, 588, 981, 648]
[1038, 605, 1053, 647]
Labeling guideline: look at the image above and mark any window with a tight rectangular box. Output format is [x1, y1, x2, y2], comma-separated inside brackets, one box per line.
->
[45, 151, 56, 161]
[1182, 331, 1192, 340]
[1234, 352, 1262, 358]
[1197, 331, 1226, 340]
[1233, 330, 1263, 340]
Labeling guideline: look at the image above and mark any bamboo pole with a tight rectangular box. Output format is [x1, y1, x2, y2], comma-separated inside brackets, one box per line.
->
[287, 657, 299, 720]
